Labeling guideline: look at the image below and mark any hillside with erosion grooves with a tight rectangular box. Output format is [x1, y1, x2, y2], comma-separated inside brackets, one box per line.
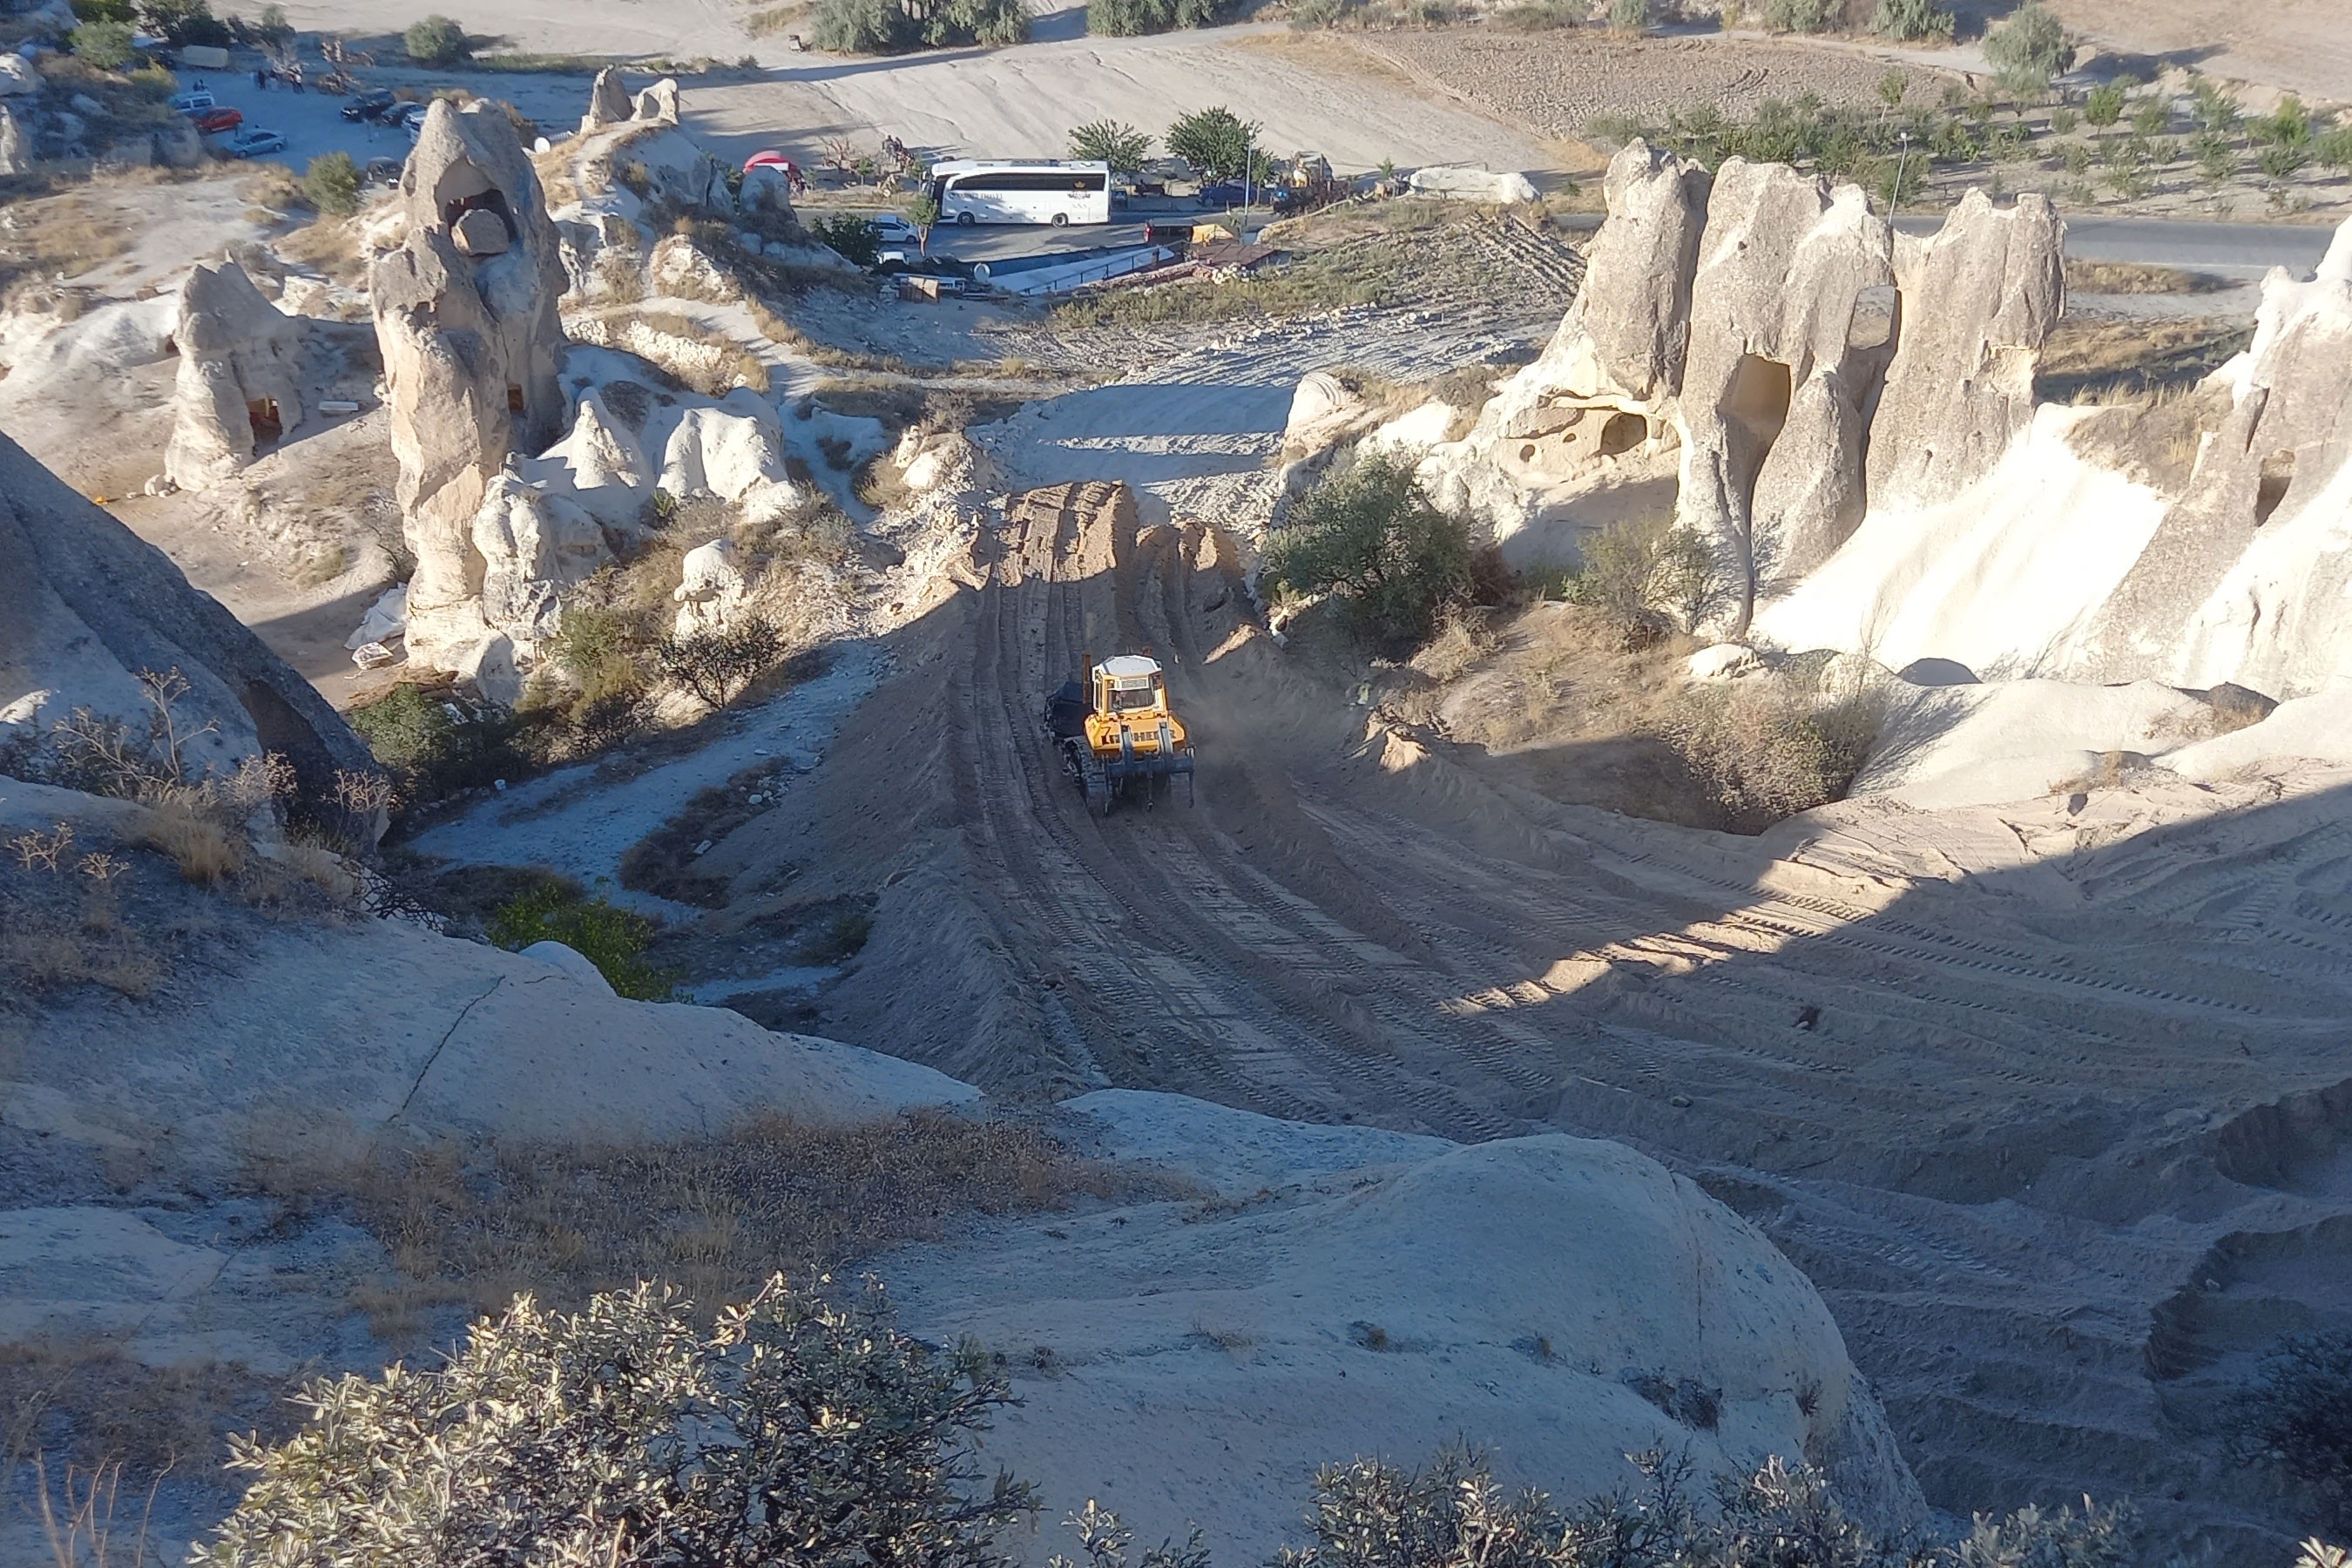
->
[706, 476, 2352, 1558]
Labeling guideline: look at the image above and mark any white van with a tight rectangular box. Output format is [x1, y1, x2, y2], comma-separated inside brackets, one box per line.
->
[170, 90, 216, 114]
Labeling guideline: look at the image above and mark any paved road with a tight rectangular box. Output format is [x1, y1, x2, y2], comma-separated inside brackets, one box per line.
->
[1897, 213, 2337, 279]
[879, 205, 2339, 280]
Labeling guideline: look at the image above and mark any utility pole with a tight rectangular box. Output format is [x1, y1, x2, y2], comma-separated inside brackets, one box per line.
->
[1890, 129, 1910, 214]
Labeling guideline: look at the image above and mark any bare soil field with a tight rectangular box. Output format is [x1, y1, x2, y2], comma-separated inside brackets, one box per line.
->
[2046, 0, 2352, 107]
[1345, 30, 1950, 139]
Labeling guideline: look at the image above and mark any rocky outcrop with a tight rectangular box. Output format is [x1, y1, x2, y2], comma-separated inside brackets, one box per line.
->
[2147, 222, 2352, 695]
[1759, 213, 2352, 699]
[1411, 144, 2067, 626]
[1672, 159, 1892, 631]
[1514, 141, 1709, 415]
[163, 258, 305, 491]
[370, 98, 570, 686]
[579, 65, 633, 132]
[0, 429, 374, 797]
[1863, 189, 2064, 513]
[892, 1097, 1927, 1561]
[634, 78, 680, 125]
[738, 161, 794, 215]
[672, 537, 749, 636]
[0, 102, 28, 175]
[472, 476, 613, 652]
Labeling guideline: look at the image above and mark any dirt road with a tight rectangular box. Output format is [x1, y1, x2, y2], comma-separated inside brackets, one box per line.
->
[720, 478, 2352, 1558]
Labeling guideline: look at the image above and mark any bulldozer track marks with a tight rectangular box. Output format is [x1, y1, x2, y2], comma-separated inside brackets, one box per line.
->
[910, 477, 2352, 1549]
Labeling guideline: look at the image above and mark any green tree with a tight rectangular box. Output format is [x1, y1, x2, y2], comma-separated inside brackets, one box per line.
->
[1165, 105, 1261, 181]
[2083, 81, 2126, 130]
[136, 0, 228, 45]
[252, 1, 292, 48]
[812, 213, 882, 266]
[195, 1279, 1033, 1567]
[2316, 124, 2352, 176]
[1261, 450, 1476, 651]
[70, 17, 136, 64]
[1875, 68, 1907, 109]
[907, 190, 940, 253]
[1761, 0, 1825, 32]
[488, 882, 679, 999]
[2254, 94, 2312, 148]
[2193, 130, 2236, 185]
[2191, 78, 2241, 134]
[403, 11, 470, 64]
[1068, 117, 1153, 172]
[812, 0, 1025, 51]
[1869, 0, 1951, 43]
[1983, 3, 2067, 87]
[301, 151, 361, 215]
[2258, 141, 2308, 183]
[656, 615, 786, 708]
[1609, 0, 1650, 32]
[1088, 0, 1228, 35]
[2128, 95, 2169, 137]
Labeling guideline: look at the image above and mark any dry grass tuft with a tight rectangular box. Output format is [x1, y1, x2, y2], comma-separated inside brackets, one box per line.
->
[134, 798, 244, 884]
[239, 1110, 1161, 1343]
[1, 1335, 289, 1475]
[1655, 672, 1887, 834]
[0, 909, 161, 999]
[2062, 258, 2220, 296]
[2038, 316, 2253, 404]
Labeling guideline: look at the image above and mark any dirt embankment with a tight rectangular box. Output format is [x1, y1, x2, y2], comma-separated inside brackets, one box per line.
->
[687, 477, 2352, 1559]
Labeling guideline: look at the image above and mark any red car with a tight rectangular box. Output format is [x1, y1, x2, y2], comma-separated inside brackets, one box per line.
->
[192, 106, 244, 134]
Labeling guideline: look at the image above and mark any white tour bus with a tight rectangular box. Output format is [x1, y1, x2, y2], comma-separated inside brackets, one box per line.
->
[929, 159, 1112, 227]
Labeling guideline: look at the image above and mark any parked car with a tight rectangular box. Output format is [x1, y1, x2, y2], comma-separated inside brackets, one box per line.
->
[389, 102, 429, 132]
[362, 156, 404, 187]
[1194, 180, 1251, 208]
[870, 213, 918, 245]
[341, 90, 395, 123]
[223, 128, 288, 159]
[191, 106, 242, 135]
[169, 90, 216, 115]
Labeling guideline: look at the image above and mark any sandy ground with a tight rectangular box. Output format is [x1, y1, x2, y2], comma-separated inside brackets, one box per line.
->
[2047, 0, 2352, 106]
[1352, 30, 1950, 139]
[624, 467, 2352, 1559]
[682, 24, 1557, 178]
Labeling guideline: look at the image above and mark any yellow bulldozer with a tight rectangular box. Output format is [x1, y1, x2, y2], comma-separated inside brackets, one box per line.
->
[1045, 653, 1195, 816]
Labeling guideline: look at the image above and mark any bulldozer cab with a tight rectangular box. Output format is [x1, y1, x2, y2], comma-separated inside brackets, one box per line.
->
[1093, 654, 1168, 717]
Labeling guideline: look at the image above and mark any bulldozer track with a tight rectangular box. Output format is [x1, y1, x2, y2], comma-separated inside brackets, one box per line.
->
[860, 476, 2352, 1548]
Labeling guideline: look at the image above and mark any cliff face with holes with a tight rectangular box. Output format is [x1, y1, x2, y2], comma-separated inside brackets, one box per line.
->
[370, 98, 569, 691]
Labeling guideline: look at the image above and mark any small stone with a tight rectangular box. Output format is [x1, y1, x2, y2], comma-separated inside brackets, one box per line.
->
[1669, 1094, 1693, 1108]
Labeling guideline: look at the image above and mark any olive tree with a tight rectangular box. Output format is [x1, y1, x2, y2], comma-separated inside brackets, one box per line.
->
[1983, 3, 2067, 90]
[198, 1278, 1034, 1568]
[1262, 451, 1476, 651]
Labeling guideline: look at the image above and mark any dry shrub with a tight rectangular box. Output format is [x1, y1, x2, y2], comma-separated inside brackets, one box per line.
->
[273, 215, 368, 284]
[1655, 674, 1886, 833]
[2062, 258, 2218, 295]
[134, 797, 247, 883]
[238, 1111, 1158, 1342]
[1411, 605, 1500, 683]
[0, 908, 160, 999]
[2037, 316, 2253, 404]
[1, 1335, 288, 1475]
